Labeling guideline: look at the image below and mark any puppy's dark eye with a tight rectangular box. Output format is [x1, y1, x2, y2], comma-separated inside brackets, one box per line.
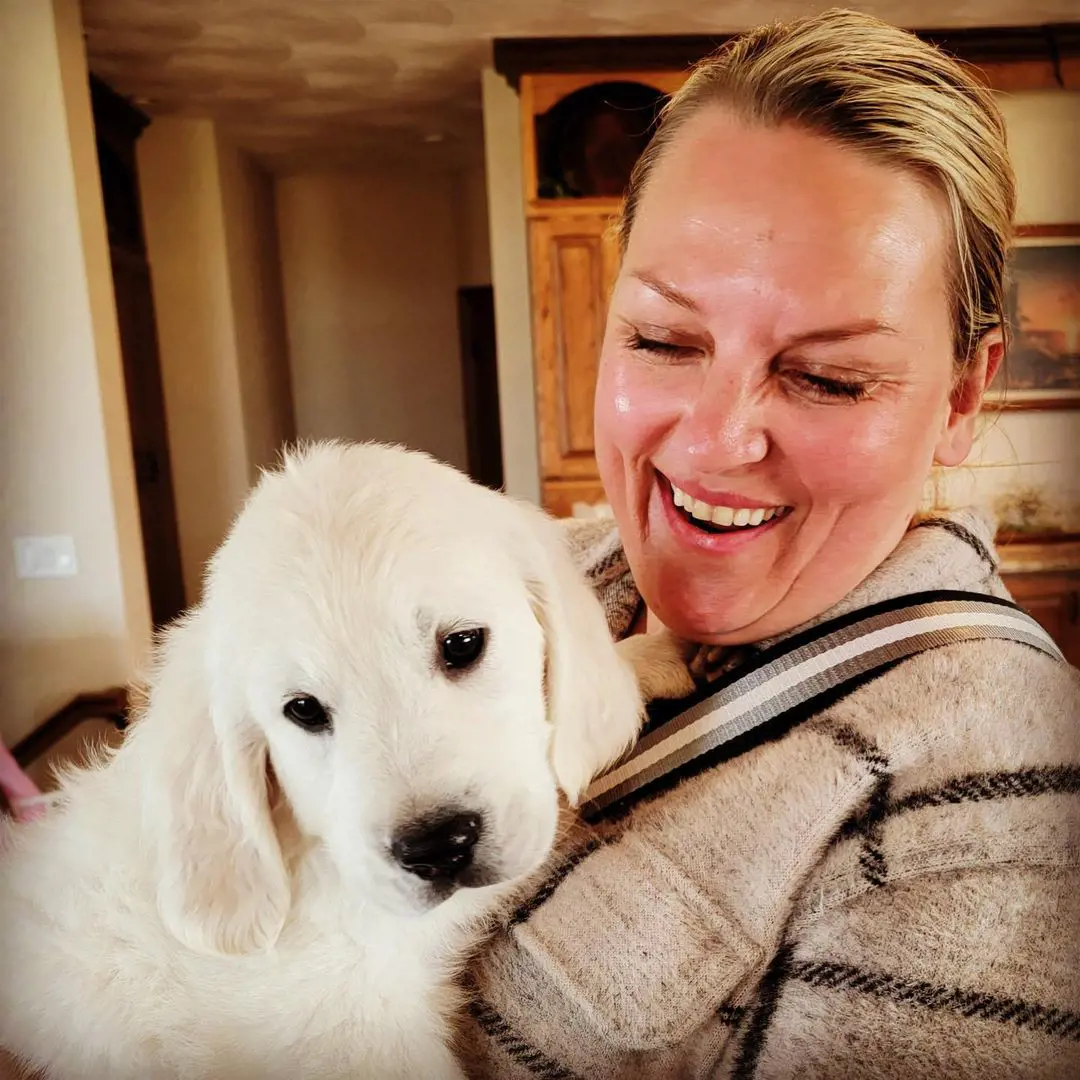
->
[440, 628, 487, 672]
[283, 695, 331, 732]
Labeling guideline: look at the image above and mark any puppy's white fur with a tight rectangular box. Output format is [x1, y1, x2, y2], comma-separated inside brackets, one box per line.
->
[0, 442, 688, 1080]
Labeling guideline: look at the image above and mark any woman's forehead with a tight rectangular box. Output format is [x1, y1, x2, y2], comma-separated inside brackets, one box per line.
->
[630, 110, 949, 276]
[622, 112, 952, 336]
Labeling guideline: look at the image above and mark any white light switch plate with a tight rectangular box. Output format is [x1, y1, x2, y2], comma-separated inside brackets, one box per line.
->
[14, 535, 78, 579]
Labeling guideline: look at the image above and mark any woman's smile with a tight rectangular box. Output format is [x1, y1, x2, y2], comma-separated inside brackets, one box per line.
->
[655, 471, 794, 551]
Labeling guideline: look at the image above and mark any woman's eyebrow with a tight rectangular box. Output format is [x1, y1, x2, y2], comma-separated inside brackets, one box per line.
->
[632, 272, 900, 346]
[632, 271, 702, 313]
[783, 320, 901, 347]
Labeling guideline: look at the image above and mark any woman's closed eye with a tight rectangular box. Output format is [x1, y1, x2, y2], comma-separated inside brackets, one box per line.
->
[622, 328, 704, 363]
[784, 368, 878, 403]
[623, 322, 882, 402]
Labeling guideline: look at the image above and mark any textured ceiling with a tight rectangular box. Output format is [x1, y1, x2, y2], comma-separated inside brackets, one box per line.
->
[81, 0, 1080, 172]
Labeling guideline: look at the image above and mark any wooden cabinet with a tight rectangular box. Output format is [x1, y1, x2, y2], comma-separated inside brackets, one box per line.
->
[1002, 571, 1080, 667]
[530, 210, 619, 488]
[540, 478, 609, 520]
[519, 71, 682, 515]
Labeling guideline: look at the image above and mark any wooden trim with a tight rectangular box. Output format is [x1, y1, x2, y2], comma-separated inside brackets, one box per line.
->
[523, 70, 687, 116]
[997, 539, 1080, 574]
[494, 23, 1080, 87]
[1015, 223, 1080, 238]
[12, 688, 129, 769]
[982, 396, 1080, 411]
[519, 74, 539, 205]
[527, 196, 624, 219]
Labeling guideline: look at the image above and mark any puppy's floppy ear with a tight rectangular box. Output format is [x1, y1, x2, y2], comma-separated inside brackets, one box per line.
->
[519, 511, 645, 806]
[132, 612, 290, 956]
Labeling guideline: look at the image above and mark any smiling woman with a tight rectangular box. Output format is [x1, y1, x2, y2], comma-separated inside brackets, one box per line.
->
[460, 9, 1080, 1080]
[597, 64, 1007, 645]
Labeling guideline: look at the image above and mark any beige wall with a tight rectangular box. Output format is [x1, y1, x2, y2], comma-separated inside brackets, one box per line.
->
[936, 91, 1080, 534]
[481, 69, 540, 503]
[216, 134, 297, 474]
[138, 120, 295, 600]
[138, 119, 251, 600]
[275, 169, 469, 471]
[1002, 91, 1080, 224]
[0, 0, 151, 744]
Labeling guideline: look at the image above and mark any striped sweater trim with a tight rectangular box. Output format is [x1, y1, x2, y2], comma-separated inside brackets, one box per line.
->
[826, 725, 893, 887]
[788, 958, 1080, 1042]
[837, 765, 1080, 842]
[466, 996, 580, 1080]
[912, 516, 996, 567]
[892, 765, 1080, 814]
[506, 838, 612, 928]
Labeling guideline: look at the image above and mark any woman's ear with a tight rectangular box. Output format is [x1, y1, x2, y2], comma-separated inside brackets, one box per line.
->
[934, 329, 1005, 467]
[133, 613, 290, 956]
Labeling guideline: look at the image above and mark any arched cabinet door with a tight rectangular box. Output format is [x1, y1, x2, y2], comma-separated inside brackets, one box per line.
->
[533, 79, 669, 199]
[521, 71, 685, 204]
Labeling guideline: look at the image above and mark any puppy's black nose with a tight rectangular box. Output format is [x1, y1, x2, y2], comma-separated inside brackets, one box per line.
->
[391, 811, 483, 882]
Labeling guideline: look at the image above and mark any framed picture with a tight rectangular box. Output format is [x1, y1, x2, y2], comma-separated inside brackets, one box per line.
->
[985, 224, 1080, 410]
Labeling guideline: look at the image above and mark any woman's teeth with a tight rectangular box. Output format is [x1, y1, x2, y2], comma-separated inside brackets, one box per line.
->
[671, 485, 788, 528]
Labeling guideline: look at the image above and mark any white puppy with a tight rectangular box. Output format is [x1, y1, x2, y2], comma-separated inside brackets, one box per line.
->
[0, 442, 692, 1080]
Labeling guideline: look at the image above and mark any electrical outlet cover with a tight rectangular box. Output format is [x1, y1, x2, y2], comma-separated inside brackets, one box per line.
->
[13, 535, 78, 579]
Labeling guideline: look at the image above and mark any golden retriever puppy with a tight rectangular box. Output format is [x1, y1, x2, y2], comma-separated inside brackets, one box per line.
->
[0, 442, 692, 1080]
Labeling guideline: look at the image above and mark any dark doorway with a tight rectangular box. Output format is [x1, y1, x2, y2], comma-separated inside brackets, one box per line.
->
[91, 76, 186, 628]
[457, 285, 504, 491]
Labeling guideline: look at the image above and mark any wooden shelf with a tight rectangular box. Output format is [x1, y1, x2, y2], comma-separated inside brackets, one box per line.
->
[527, 197, 623, 219]
[997, 537, 1080, 574]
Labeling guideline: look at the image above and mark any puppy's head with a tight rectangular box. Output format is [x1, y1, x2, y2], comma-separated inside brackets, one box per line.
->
[137, 442, 642, 953]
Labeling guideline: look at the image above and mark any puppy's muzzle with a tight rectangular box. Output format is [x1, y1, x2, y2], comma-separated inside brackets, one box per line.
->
[390, 810, 483, 884]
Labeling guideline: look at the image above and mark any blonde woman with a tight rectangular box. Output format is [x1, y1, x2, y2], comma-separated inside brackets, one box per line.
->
[460, 9, 1080, 1079]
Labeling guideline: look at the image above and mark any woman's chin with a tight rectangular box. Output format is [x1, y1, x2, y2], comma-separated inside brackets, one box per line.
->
[645, 583, 776, 646]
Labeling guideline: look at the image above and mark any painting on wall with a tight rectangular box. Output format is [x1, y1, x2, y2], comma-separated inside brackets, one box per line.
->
[985, 225, 1080, 410]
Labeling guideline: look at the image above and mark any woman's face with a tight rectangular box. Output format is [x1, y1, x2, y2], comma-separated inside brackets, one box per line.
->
[595, 109, 997, 644]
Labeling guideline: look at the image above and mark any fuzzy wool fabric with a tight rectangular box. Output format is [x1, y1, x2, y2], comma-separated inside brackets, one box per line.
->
[455, 509, 1080, 1080]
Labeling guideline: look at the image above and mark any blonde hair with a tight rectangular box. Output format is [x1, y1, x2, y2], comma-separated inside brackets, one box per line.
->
[618, 7, 1017, 366]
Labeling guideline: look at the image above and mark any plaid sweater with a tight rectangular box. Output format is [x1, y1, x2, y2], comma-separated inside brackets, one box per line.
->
[456, 509, 1080, 1080]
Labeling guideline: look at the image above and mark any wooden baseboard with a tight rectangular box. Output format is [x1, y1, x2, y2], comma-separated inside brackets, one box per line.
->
[12, 688, 129, 769]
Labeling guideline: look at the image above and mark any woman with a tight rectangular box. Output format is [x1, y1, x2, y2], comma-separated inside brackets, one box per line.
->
[459, 9, 1080, 1079]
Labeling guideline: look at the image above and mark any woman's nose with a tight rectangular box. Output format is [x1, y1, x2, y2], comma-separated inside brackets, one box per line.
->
[674, 366, 770, 470]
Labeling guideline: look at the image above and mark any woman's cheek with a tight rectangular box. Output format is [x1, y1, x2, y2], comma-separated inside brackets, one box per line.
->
[787, 404, 923, 501]
[595, 354, 696, 462]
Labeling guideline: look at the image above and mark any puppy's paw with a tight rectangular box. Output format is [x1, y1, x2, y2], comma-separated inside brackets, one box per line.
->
[690, 642, 757, 684]
[689, 643, 727, 682]
[616, 630, 697, 702]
